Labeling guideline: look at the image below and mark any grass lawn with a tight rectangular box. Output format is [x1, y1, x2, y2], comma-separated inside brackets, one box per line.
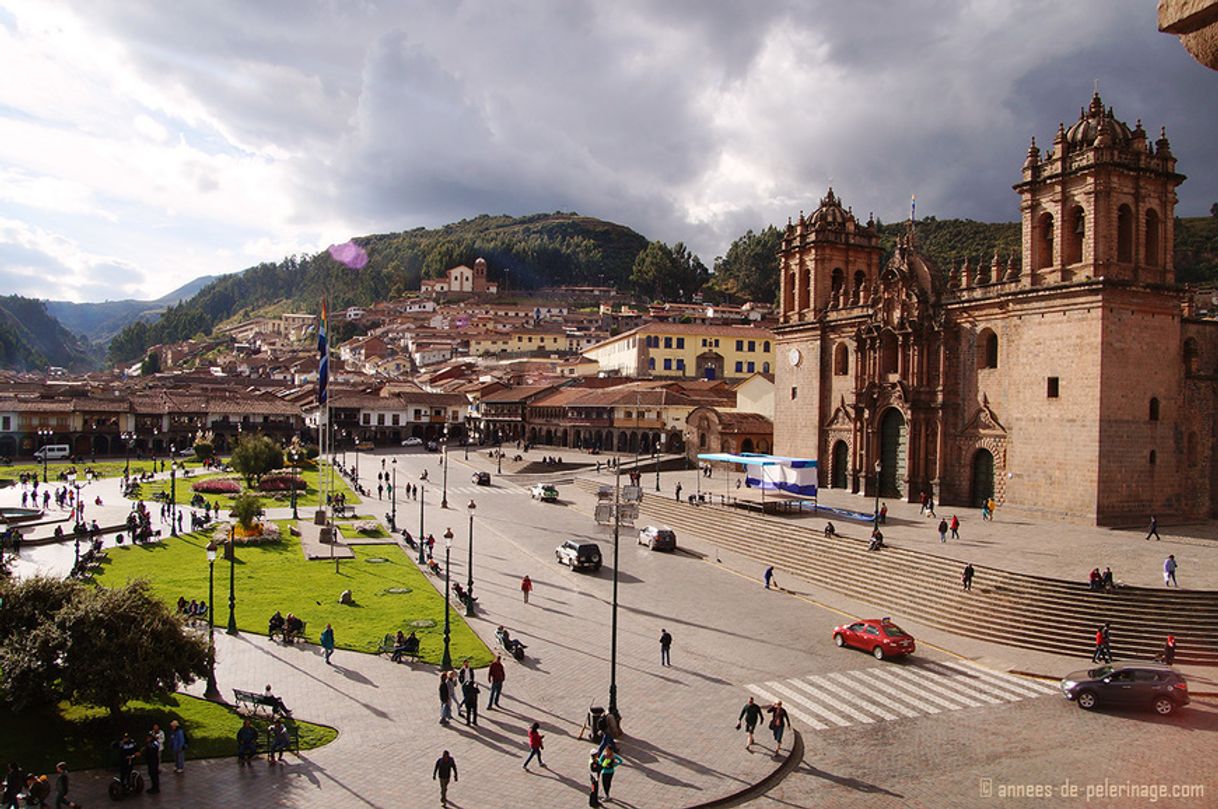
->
[1, 458, 209, 483]
[0, 693, 336, 774]
[92, 526, 492, 667]
[130, 463, 362, 510]
[337, 520, 391, 539]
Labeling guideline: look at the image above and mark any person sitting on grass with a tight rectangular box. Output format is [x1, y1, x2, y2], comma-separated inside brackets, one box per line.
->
[177, 596, 188, 615]
[268, 611, 285, 638]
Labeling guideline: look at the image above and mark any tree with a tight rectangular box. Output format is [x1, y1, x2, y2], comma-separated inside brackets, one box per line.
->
[140, 351, 161, 375]
[711, 226, 783, 303]
[230, 434, 284, 485]
[630, 241, 707, 301]
[231, 492, 264, 531]
[0, 577, 208, 717]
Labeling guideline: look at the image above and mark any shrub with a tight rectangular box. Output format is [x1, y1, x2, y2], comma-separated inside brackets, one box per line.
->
[193, 442, 214, 461]
[231, 493, 263, 531]
[191, 478, 241, 494]
[257, 474, 306, 492]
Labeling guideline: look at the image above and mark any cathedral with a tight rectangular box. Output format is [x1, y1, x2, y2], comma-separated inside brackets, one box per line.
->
[772, 93, 1214, 525]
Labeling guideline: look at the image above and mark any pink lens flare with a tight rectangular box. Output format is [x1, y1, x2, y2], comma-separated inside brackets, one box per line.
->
[328, 240, 369, 269]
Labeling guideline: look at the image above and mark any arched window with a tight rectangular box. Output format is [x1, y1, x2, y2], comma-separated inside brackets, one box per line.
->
[833, 342, 849, 376]
[1149, 449, 1157, 465]
[762, 362, 770, 374]
[784, 270, 796, 313]
[977, 329, 998, 369]
[1184, 338, 1200, 377]
[698, 431, 707, 449]
[763, 341, 771, 353]
[1036, 212, 1054, 270]
[1148, 397, 1160, 422]
[648, 357, 656, 371]
[853, 270, 866, 291]
[880, 332, 899, 376]
[830, 268, 844, 305]
[1145, 209, 1160, 267]
[1117, 204, 1133, 263]
[798, 266, 810, 310]
[1066, 205, 1084, 265]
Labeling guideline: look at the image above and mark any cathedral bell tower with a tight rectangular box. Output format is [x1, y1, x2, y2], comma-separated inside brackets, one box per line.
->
[1015, 92, 1185, 287]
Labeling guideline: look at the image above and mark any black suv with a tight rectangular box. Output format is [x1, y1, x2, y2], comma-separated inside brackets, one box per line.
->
[555, 540, 603, 572]
[471, 471, 491, 486]
[1060, 662, 1190, 715]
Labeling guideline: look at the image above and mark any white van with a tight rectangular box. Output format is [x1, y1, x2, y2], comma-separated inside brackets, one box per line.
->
[33, 444, 70, 461]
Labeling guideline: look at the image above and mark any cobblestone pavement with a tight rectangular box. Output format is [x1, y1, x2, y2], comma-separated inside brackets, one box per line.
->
[7, 450, 1217, 808]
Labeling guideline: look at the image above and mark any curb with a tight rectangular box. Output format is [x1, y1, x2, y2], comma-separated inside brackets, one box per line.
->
[681, 729, 803, 809]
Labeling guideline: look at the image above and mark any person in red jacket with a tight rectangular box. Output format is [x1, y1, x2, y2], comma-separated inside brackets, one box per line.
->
[950, 514, 960, 540]
[523, 722, 545, 770]
[487, 655, 506, 709]
[520, 575, 533, 604]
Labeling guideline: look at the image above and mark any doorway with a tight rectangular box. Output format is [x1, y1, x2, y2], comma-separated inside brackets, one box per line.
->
[879, 409, 906, 498]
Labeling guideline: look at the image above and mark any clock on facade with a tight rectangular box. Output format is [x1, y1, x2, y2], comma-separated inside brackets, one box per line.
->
[788, 348, 802, 367]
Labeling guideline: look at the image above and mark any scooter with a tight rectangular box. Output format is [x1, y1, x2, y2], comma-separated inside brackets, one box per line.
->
[108, 765, 145, 801]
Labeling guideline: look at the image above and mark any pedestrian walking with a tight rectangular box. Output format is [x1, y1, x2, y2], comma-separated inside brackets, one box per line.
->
[763, 565, 777, 590]
[588, 749, 603, 807]
[674, 482, 682, 502]
[962, 563, 975, 591]
[169, 719, 187, 773]
[438, 672, 453, 725]
[1091, 623, 1112, 663]
[1162, 634, 1177, 666]
[1164, 554, 1178, 587]
[462, 678, 481, 726]
[1146, 515, 1161, 541]
[919, 490, 928, 515]
[3, 762, 21, 808]
[985, 497, 997, 520]
[523, 722, 545, 770]
[377, 483, 384, 500]
[521, 574, 533, 604]
[737, 696, 763, 749]
[487, 654, 506, 709]
[54, 762, 80, 809]
[449, 671, 464, 718]
[598, 750, 623, 801]
[659, 628, 672, 667]
[937, 518, 948, 543]
[766, 701, 790, 754]
[926, 495, 936, 518]
[433, 750, 458, 806]
[879, 502, 888, 524]
[320, 623, 335, 664]
[950, 514, 960, 540]
[142, 733, 161, 794]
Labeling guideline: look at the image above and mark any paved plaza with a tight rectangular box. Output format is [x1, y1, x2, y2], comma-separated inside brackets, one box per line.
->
[4, 448, 1216, 807]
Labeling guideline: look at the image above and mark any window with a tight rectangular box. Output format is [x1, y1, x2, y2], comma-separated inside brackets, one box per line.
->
[664, 337, 672, 348]
[833, 343, 849, 376]
[1117, 204, 1133, 263]
[676, 337, 685, 349]
[414, 409, 423, 420]
[701, 338, 707, 347]
[699, 431, 707, 449]
[1184, 338, 1199, 376]
[391, 414, 400, 426]
[762, 362, 770, 373]
[648, 357, 656, 371]
[1149, 398, 1160, 421]
[748, 340, 756, 352]
[1066, 206, 1084, 264]
[663, 358, 672, 371]
[714, 339, 720, 348]
[1047, 377, 1060, 398]
[362, 413, 371, 425]
[1149, 450, 1157, 465]
[1145, 209, 1161, 267]
[763, 341, 770, 352]
[377, 413, 386, 426]
[676, 359, 685, 371]
[747, 362, 755, 373]
[1036, 212, 1054, 270]
[978, 330, 998, 369]
[735, 361, 744, 373]
[736, 340, 744, 352]
[791, 386, 798, 400]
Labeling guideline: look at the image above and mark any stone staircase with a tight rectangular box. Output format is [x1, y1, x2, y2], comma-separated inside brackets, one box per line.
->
[576, 479, 1218, 665]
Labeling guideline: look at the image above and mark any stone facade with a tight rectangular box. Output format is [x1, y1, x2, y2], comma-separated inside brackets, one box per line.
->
[773, 93, 1216, 525]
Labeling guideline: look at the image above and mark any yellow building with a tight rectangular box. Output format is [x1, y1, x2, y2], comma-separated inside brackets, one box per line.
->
[582, 322, 775, 381]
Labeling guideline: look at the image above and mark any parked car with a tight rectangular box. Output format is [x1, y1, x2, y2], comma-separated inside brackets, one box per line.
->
[530, 483, 559, 502]
[1060, 663, 1189, 715]
[401, 437, 423, 447]
[555, 540, 602, 572]
[832, 618, 916, 660]
[638, 525, 677, 551]
[471, 471, 491, 486]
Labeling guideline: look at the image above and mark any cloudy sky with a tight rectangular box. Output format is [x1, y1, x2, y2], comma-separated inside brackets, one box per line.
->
[0, 0, 1214, 303]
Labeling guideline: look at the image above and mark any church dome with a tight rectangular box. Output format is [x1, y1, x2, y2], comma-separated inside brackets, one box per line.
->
[810, 187, 850, 227]
[1064, 92, 1132, 149]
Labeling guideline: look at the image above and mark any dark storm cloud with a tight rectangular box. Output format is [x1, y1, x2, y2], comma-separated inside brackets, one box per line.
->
[66, 1, 1218, 266]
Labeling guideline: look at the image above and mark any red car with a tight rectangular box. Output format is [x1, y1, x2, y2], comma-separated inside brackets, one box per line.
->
[832, 618, 916, 660]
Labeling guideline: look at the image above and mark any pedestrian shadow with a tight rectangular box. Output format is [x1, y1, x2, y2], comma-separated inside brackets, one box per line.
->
[626, 735, 743, 786]
[330, 663, 377, 687]
[667, 665, 733, 687]
[236, 634, 390, 720]
[526, 764, 586, 792]
[447, 722, 514, 755]
[797, 762, 904, 797]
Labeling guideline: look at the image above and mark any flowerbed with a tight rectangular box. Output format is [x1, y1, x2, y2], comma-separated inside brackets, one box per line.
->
[191, 478, 241, 494]
[216, 521, 282, 545]
[257, 473, 306, 492]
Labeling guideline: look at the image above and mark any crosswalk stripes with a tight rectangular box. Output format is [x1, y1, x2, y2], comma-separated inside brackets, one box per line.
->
[746, 661, 1054, 733]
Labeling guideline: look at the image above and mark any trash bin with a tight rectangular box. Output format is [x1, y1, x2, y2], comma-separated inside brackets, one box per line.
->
[587, 706, 606, 743]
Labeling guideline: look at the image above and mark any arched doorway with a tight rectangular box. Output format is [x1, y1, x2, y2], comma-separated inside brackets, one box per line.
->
[741, 438, 755, 453]
[971, 449, 995, 507]
[878, 409, 906, 498]
[831, 440, 848, 489]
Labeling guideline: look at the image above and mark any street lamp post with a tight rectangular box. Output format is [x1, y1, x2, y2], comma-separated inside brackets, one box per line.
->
[122, 431, 135, 477]
[654, 440, 661, 492]
[169, 444, 178, 537]
[608, 461, 622, 720]
[226, 524, 238, 634]
[417, 480, 427, 564]
[441, 528, 453, 671]
[390, 458, 397, 531]
[496, 430, 503, 475]
[204, 542, 221, 700]
[67, 472, 80, 569]
[465, 500, 476, 617]
[354, 435, 360, 480]
[37, 428, 52, 482]
[873, 459, 882, 528]
[441, 427, 449, 509]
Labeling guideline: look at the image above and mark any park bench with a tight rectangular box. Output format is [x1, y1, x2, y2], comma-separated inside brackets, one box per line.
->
[232, 688, 290, 718]
[377, 633, 419, 663]
[270, 620, 307, 644]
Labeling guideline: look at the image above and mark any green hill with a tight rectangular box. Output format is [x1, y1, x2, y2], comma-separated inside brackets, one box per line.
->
[0, 296, 96, 372]
[106, 213, 648, 365]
